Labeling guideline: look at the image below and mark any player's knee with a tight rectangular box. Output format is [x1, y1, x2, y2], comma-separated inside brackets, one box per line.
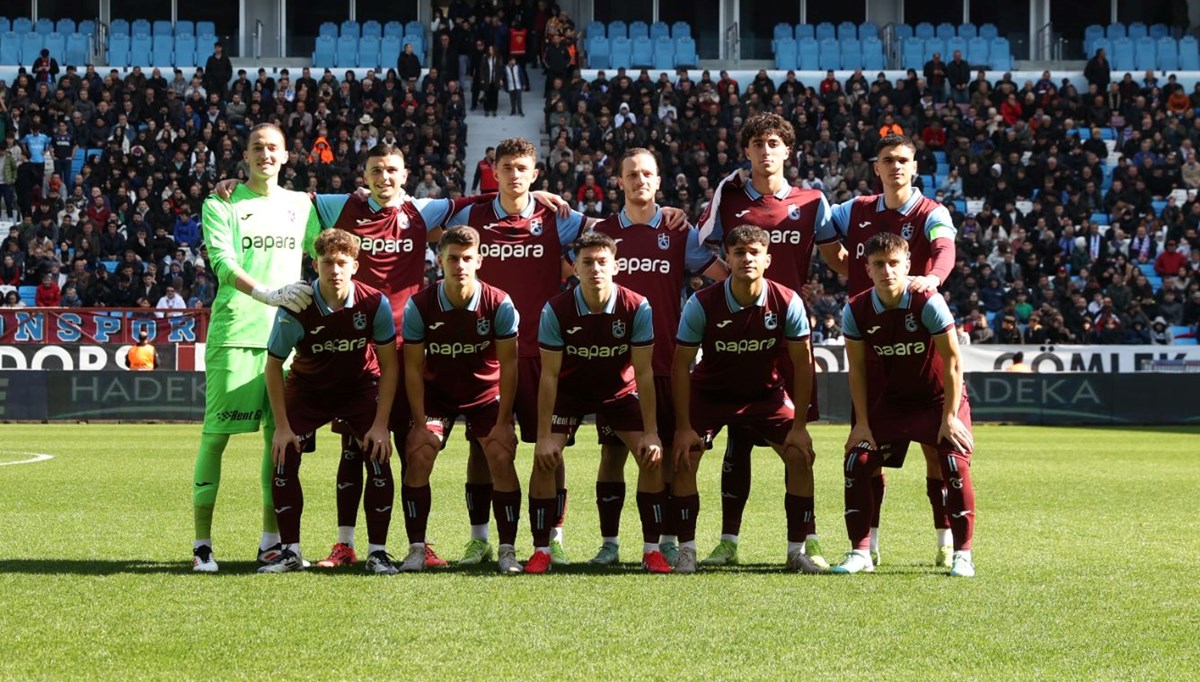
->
[843, 447, 876, 483]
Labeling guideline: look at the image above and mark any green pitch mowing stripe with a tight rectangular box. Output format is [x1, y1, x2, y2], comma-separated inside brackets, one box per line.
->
[0, 424, 1197, 679]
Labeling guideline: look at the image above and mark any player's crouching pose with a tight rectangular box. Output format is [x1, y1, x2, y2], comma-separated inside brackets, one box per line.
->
[830, 232, 977, 578]
[400, 227, 524, 574]
[531, 231, 668, 574]
[259, 229, 400, 574]
[671, 226, 825, 574]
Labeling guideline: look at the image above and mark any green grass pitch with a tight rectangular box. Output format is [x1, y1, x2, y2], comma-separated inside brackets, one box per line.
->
[1, 423, 1198, 680]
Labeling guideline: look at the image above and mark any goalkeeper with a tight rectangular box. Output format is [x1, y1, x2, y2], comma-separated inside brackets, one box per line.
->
[192, 123, 322, 573]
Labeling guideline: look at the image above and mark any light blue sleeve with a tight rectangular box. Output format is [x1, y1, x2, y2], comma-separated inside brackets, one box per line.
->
[267, 309, 305, 358]
[842, 304, 861, 339]
[557, 210, 586, 251]
[373, 297, 396, 343]
[784, 293, 810, 340]
[705, 208, 724, 244]
[921, 293, 956, 334]
[684, 228, 717, 272]
[925, 204, 957, 241]
[828, 199, 854, 238]
[446, 203, 474, 228]
[631, 299, 654, 344]
[412, 197, 453, 231]
[538, 303, 564, 349]
[676, 294, 707, 345]
[813, 194, 839, 243]
[401, 298, 425, 343]
[495, 295, 519, 339]
[313, 193, 351, 229]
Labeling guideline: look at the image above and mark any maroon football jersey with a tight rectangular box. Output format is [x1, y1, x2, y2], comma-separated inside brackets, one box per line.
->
[840, 192, 954, 297]
[845, 288, 955, 408]
[539, 284, 653, 400]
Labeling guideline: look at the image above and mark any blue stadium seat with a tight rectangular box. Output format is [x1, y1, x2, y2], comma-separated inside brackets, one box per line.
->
[841, 38, 861, 68]
[196, 21, 215, 37]
[129, 33, 150, 65]
[359, 35, 381, 68]
[631, 35, 653, 67]
[35, 18, 53, 35]
[795, 23, 814, 40]
[174, 33, 195, 66]
[1092, 37, 1113, 61]
[79, 19, 94, 36]
[109, 18, 129, 38]
[1128, 22, 1147, 40]
[18, 285, 36, 306]
[335, 34, 357, 66]
[774, 38, 797, 69]
[1106, 23, 1126, 39]
[588, 35, 611, 68]
[361, 20, 381, 39]
[1180, 36, 1199, 69]
[152, 20, 172, 36]
[1157, 37, 1178, 70]
[915, 22, 935, 39]
[818, 37, 839, 70]
[383, 21, 403, 38]
[0, 32, 18, 64]
[0, 18, 9, 34]
[650, 21, 669, 40]
[19, 32, 42, 63]
[936, 22, 956, 39]
[798, 37, 819, 70]
[1149, 23, 1170, 39]
[893, 23, 913, 41]
[101, 260, 119, 274]
[859, 21, 879, 39]
[12, 17, 31, 35]
[1084, 24, 1104, 55]
[608, 20, 628, 40]
[958, 22, 977, 38]
[152, 34, 172, 64]
[862, 37, 885, 70]
[773, 22, 793, 51]
[131, 19, 150, 36]
[340, 20, 359, 38]
[585, 21, 604, 39]
[65, 33, 89, 66]
[56, 18, 75, 35]
[990, 37, 1012, 70]
[403, 33, 424, 57]
[979, 23, 999, 40]
[404, 21, 422, 37]
[629, 21, 649, 40]
[380, 35, 401, 68]
[107, 32, 130, 66]
[44, 32, 65, 61]
[1134, 36, 1156, 70]
[653, 35, 673, 69]
[816, 22, 835, 41]
[838, 21, 857, 40]
[1152, 199, 1168, 215]
[197, 32, 216, 55]
[610, 36, 632, 69]
[675, 36, 698, 66]
[947, 36, 966, 59]
[967, 36, 989, 65]
[318, 22, 338, 39]
[902, 37, 925, 70]
[312, 34, 335, 68]
[175, 20, 194, 37]
[672, 21, 690, 39]
[924, 37, 946, 63]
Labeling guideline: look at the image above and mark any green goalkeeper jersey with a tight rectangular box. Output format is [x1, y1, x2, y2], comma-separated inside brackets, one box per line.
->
[203, 184, 321, 348]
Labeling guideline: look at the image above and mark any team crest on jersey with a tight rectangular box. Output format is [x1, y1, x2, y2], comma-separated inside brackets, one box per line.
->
[657, 233, 670, 250]
[287, 210, 297, 224]
[787, 204, 801, 221]
[764, 311, 778, 330]
[905, 313, 918, 332]
[612, 320, 626, 338]
[354, 311, 368, 330]
[529, 218, 543, 236]
[901, 223, 914, 240]
[476, 318, 491, 336]
[397, 213, 411, 229]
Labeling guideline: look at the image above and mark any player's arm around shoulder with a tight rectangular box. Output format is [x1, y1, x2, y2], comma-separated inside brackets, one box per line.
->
[817, 195, 849, 277]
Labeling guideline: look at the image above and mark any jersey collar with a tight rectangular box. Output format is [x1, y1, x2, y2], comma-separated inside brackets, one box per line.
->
[492, 195, 537, 220]
[744, 181, 793, 201]
[574, 285, 617, 315]
[723, 278, 768, 312]
[874, 188, 924, 216]
[870, 286, 912, 313]
[437, 281, 481, 312]
[618, 206, 662, 228]
[313, 281, 357, 316]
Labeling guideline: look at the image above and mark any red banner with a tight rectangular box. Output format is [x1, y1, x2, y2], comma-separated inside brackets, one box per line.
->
[0, 308, 210, 344]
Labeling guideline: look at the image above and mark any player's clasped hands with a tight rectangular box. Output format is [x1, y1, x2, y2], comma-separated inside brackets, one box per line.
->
[271, 426, 303, 466]
[533, 437, 563, 471]
[938, 416, 974, 453]
[672, 429, 705, 471]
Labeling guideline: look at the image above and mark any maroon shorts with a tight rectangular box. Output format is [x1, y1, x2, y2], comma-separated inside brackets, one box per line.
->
[778, 350, 820, 422]
[286, 384, 379, 441]
[867, 394, 974, 460]
[597, 375, 674, 447]
[424, 395, 503, 449]
[689, 387, 796, 449]
[551, 391, 643, 439]
[515, 355, 541, 443]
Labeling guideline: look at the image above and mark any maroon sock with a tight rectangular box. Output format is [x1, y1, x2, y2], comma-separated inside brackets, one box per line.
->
[676, 493, 700, 543]
[636, 491, 666, 544]
[271, 453, 304, 545]
[400, 483, 430, 545]
[492, 490, 521, 546]
[661, 482, 679, 536]
[596, 481, 626, 538]
[941, 454, 975, 551]
[784, 494, 815, 543]
[362, 459, 394, 546]
[465, 483, 493, 526]
[927, 477, 950, 530]
[529, 496, 557, 548]
[844, 447, 883, 550]
[869, 472, 886, 528]
[554, 487, 568, 527]
[720, 431, 754, 536]
[336, 433, 364, 528]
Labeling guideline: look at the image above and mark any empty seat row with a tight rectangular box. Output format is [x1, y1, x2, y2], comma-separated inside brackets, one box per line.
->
[897, 22, 1000, 41]
[319, 20, 422, 40]
[312, 35, 421, 69]
[0, 16, 95, 36]
[107, 32, 216, 67]
[1089, 36, 1200, 72]
[772, 21, 879, 47]
[1085, 22, 1175, 43]
[586, 20, 691, 41]
[898, 36, 1012, 70]
[774, 37, 886, 71]
[587, 35, 699, 70]
[110, 19, 215, 38]
[0, 31, 90, 66]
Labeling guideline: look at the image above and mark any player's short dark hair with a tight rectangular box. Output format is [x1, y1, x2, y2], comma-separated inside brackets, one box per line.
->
[314, 228, 359, 259]
[248, 122, 285, 141]
[573, 230, 618, 256]
[495, 137, 538, 163]
[726, 225, 770, 250]
[875, 134, 916, 157]
[738, 113, 795, 150]
[864, 232, 909, 258]
[619, 147, 659, 171]
[367, 143, 404, 159]
[439, 225, 480, 250]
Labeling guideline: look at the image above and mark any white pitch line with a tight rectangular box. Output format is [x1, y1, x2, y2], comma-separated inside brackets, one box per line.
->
[0, 452, 55, 467]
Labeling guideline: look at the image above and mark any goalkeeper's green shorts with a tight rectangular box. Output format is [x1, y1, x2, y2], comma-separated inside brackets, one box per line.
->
[201, 346, 275, 434]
